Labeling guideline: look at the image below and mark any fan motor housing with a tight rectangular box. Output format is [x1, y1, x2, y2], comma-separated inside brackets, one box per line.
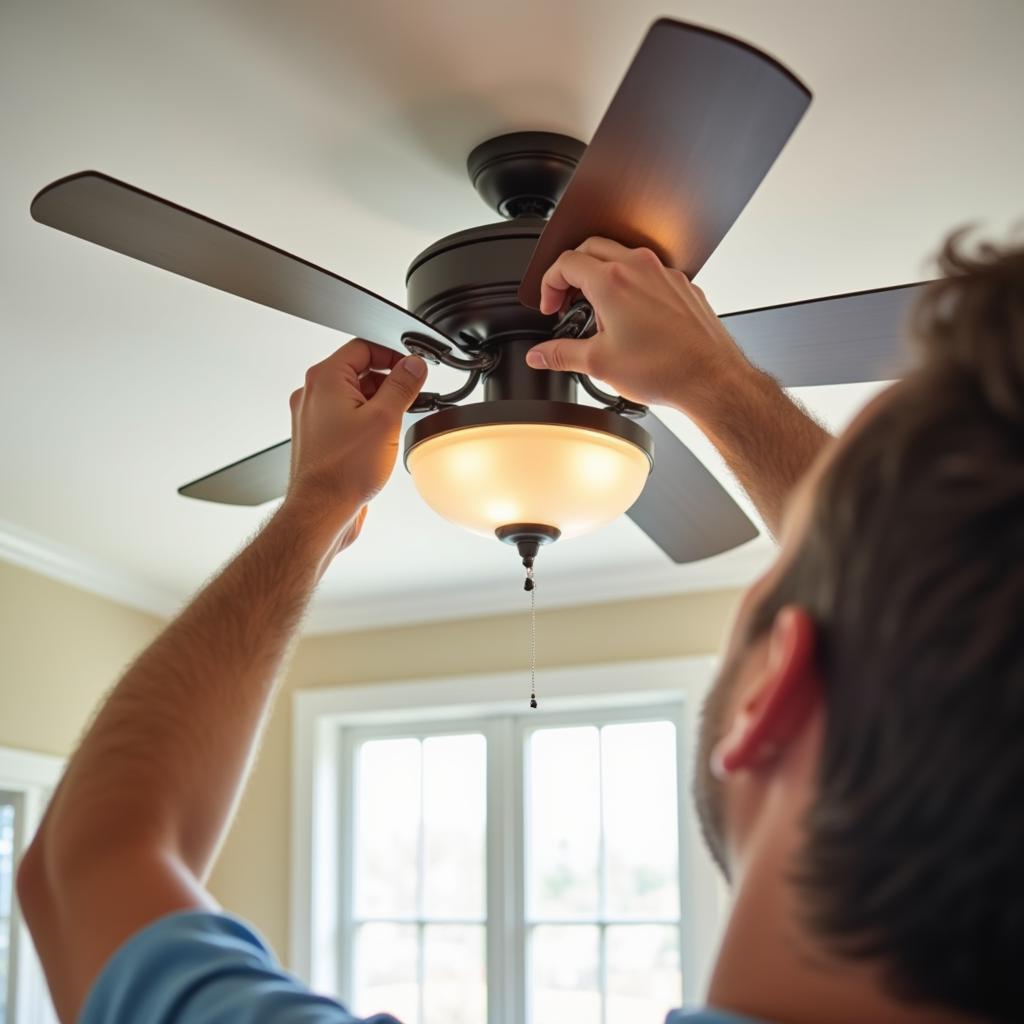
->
[405, 219, 553, 346]
[405, 131, 586, 351]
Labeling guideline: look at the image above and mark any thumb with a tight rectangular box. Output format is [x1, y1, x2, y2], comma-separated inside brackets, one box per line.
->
[373, 356, 428, 415]
[526, 338, 592, 374]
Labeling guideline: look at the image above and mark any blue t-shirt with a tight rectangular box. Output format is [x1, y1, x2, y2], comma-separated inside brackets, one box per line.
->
[81, 910, 761, 1024]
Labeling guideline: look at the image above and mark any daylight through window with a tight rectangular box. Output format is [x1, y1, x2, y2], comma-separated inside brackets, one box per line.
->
[339, 705, 686, 1024]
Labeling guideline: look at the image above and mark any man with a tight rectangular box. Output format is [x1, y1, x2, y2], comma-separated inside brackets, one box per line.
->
[18, 232, 1023, 1024]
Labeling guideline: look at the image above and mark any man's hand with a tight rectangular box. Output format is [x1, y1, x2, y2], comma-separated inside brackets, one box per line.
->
[526, 237, 831, 536]
[525, 237, 750, 413]
[284, 339, 427, 549]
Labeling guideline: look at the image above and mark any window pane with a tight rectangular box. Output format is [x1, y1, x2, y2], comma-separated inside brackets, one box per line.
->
[423, 924, 485, 1024]
[423, 735, 486, 919]
[354, 738, 420, 917]
[353, 922, 419, 1024]
[1, 801, 15, 1024]
[606, 924, 682, 1024]
[602, 721, 680, 918]
[530, 924, 600, 1024]
[528, 727, 600, 918]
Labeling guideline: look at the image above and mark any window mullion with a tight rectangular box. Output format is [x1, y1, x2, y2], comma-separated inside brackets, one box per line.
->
[337, 728, 357, 1006]
[417, 740, 426, 1024]
[675, 702, 695, 1005]
[599, 923, 609, 1024]
[417, 920, 425, 1024]
[512, 716, 528, 1024]
[598, 726, 609, 1022]
[485, 717, 507, 1024]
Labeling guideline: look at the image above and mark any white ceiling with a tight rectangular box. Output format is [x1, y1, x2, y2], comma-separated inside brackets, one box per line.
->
[2, 0, 1022, 633]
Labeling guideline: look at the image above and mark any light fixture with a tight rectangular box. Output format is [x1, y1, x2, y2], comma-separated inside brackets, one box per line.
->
[404, 399, 653, 560]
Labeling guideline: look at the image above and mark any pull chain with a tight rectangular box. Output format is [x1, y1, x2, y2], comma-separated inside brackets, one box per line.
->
[526, 563, 538, 708]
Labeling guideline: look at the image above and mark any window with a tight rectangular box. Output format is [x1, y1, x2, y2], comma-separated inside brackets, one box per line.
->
[526, 721, 681, 1024]
[293, 659, 727, 1024]
[1, 793, 23, 1024]
[350, 733, 487, 1024]
[0, 748, 62, 1024]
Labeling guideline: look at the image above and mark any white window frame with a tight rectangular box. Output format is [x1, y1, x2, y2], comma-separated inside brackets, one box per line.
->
[291, 657, 728, 1022]
[0, 746, 63, 1024]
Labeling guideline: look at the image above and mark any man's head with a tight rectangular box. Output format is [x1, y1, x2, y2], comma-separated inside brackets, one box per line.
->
[696, 234, 1024, 1023]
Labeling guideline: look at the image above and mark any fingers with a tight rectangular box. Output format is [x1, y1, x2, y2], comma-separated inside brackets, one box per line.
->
[297, 338, 411, 402]
[539, 250, 612, 315]
[539, 238, 669, 314]
[370, 355, 428, 416]
[359, 370, 388, 401]
[526, 337, 593, 374]
[306, 338, 404, 384]
[575, 237, 642, 263]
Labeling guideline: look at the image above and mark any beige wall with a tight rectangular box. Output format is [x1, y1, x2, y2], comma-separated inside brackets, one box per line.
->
[0, 555, 741, 966]
[0, 559, 163, 757]
[208, 588, 743, 961]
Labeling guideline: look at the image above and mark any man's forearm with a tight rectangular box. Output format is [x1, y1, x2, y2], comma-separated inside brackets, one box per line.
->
[677, 360, 832, 536]
[18, 339, 423, 1023]
[38, 499, 350, 879]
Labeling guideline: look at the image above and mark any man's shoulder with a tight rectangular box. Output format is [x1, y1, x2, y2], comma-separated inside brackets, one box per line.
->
[665, 1009, 766, 1024]
[82, 909, 386, 1023]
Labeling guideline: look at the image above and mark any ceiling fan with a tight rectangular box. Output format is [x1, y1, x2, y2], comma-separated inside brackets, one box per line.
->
[30, 18, 925, 569]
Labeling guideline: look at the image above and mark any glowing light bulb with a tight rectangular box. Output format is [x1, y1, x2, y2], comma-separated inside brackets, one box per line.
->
[406, 422, 651, 540]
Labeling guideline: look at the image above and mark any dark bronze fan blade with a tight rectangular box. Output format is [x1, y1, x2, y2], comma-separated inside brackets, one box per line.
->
[628, 413, 758, 562]
[518, 19, 811, 308]
[31, 171, 454, 350]
[721, 281, 930, 387]
[179, 440, 290, 506]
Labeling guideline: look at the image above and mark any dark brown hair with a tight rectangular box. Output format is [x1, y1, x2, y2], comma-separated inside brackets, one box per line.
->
[752, 233, 1024, 1022]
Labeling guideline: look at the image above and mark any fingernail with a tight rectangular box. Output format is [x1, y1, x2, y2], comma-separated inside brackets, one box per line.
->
[526, 350, 547, 369]
[399, 355, 428, 380]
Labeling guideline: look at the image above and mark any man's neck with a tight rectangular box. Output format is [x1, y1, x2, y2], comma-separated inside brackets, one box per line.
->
[706, 821, 970, 1024]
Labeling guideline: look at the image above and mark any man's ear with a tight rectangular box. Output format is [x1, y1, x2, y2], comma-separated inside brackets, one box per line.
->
[712, 605, 820, 778]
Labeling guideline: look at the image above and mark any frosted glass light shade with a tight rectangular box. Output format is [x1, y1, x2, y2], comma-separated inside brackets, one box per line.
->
[406, 422, 652, 540]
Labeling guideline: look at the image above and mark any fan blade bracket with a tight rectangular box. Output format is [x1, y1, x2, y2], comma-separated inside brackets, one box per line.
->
[402, 332, 497, 371]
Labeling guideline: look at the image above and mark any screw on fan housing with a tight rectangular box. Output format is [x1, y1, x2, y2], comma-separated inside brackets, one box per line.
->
[553, 298, 598, 339]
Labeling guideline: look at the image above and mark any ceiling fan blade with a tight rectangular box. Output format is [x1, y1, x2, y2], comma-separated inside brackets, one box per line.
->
[721, 281, 930, 387]
[519, 19, 811, 308]
[628, 412, 758, 562]
[31, 171, 454, 350]
[179, 439, 290, 506]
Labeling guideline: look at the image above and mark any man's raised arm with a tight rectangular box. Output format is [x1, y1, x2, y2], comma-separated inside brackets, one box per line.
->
[525, 237, 831, 536]
[17, 340, 428, 1022]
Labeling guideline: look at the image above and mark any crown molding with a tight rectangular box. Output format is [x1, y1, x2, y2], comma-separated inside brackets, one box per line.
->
[0, 516, 771, 636]
[301, 541, 773, 635]
[0, 517, 180, 620]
